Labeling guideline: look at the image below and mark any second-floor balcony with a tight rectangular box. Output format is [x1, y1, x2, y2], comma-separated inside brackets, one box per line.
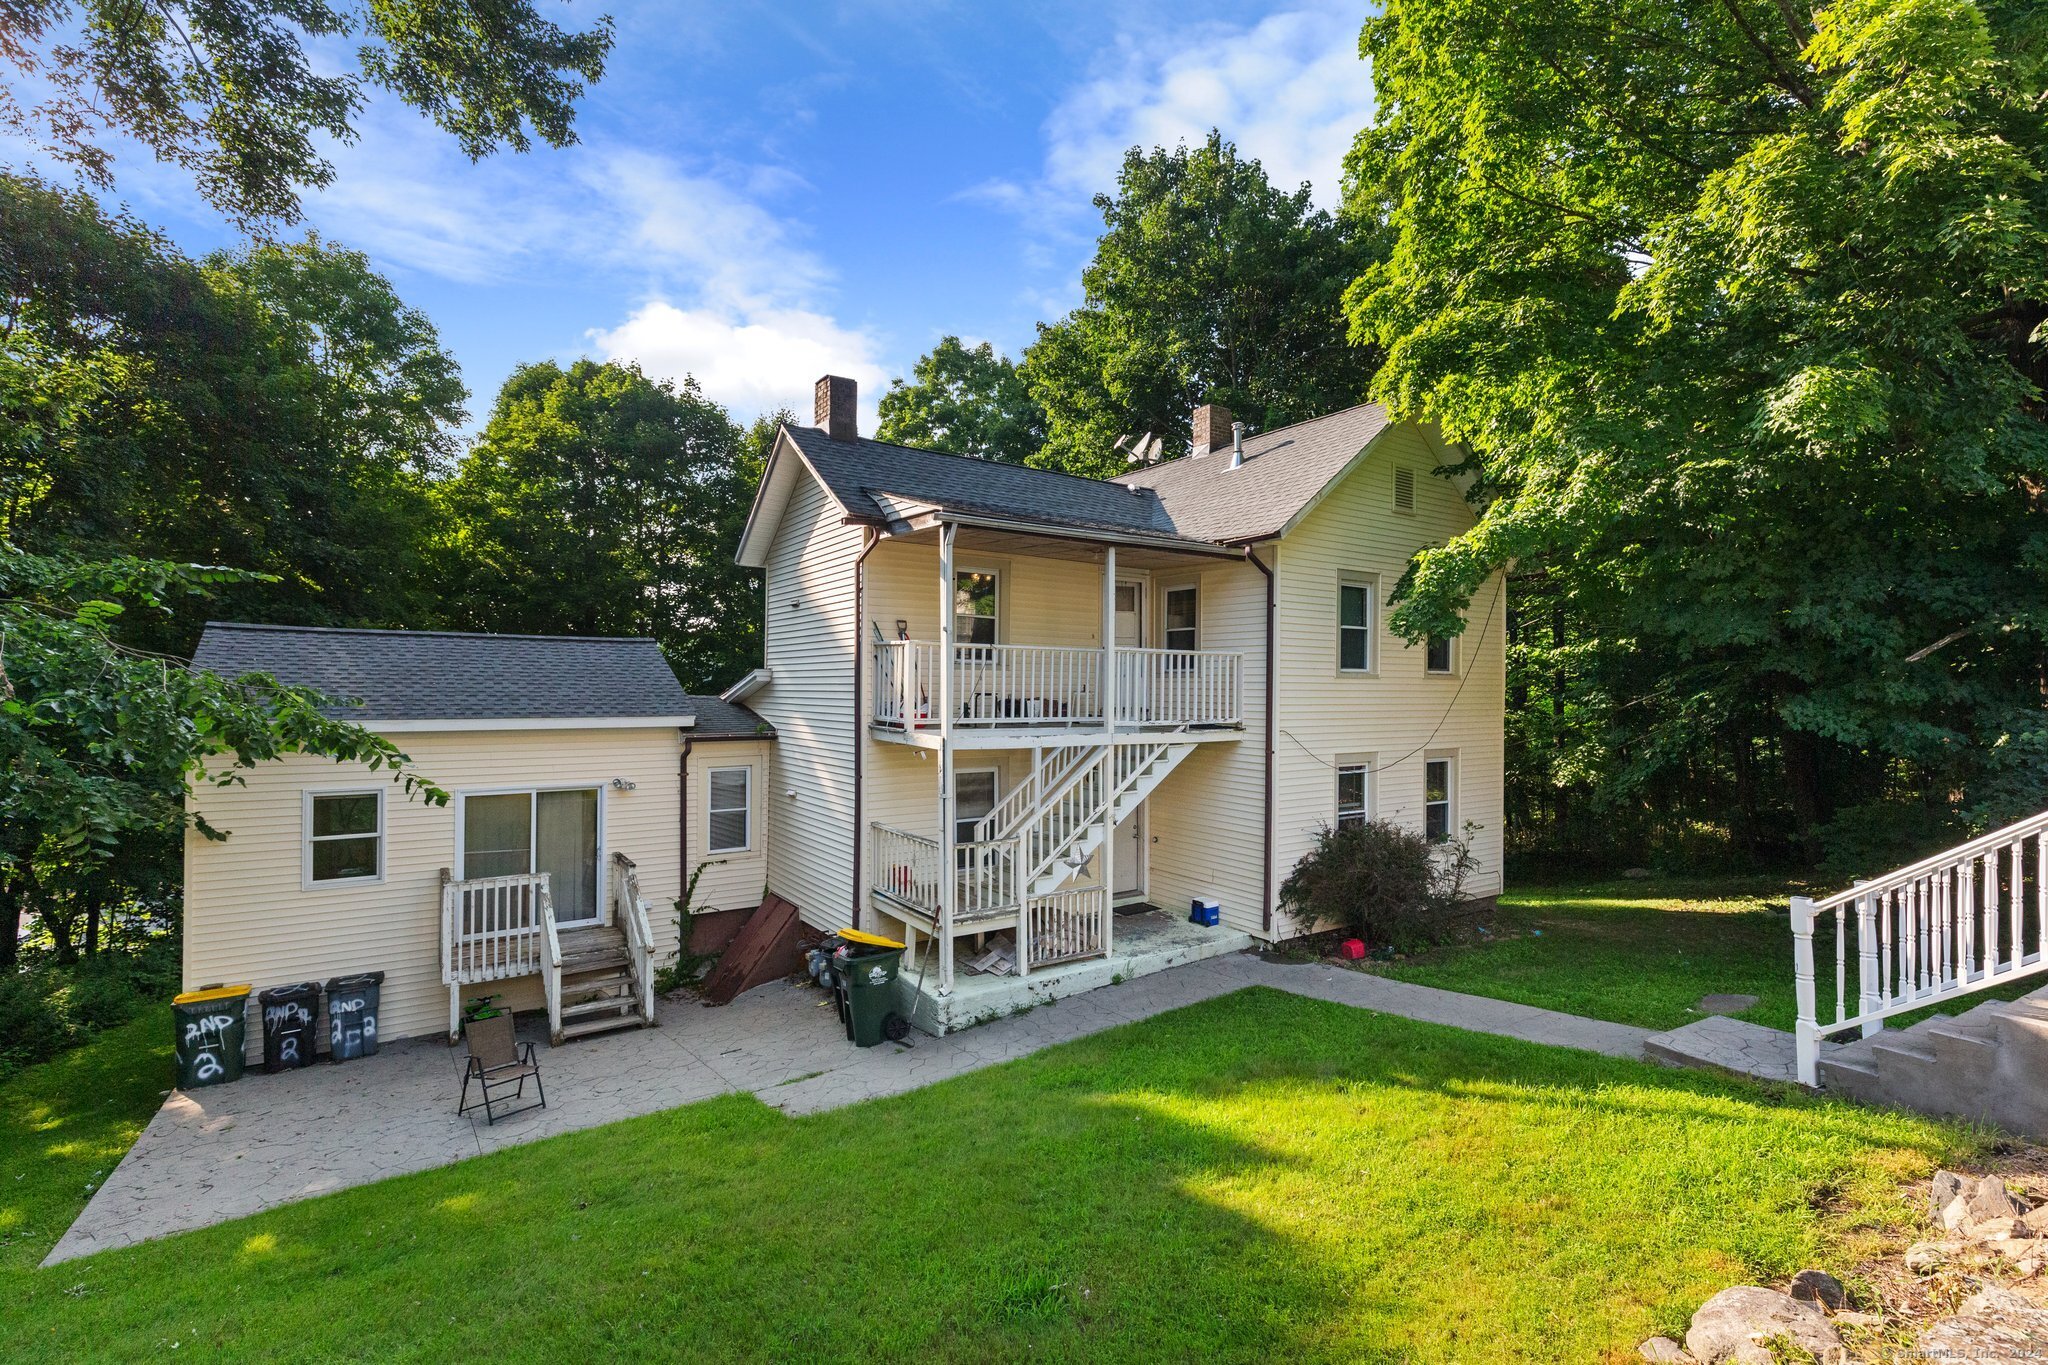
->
[872, 640, 1244, 732]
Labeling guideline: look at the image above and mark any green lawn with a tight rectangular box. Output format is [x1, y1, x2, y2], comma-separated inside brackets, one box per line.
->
[1369, 876, 2044, 1033]
[7, 986, 1975, 1362]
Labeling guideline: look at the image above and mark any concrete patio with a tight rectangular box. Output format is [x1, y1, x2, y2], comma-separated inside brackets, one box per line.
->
[49, 949, 1656, 1265]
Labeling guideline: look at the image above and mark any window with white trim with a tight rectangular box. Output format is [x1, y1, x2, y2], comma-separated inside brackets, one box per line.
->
[306, 790, 384, 884]
[1339, 579, 1373, 672]
[1336, 763, 1372, 831]
[1164, 585, 1198, 652]
[707, 767, 751, 853]
[1426, 634, 1454, 674]
[954, 571, 999, 646]
[1424, 756, 1455, 843]
[955, 769, 998, 846]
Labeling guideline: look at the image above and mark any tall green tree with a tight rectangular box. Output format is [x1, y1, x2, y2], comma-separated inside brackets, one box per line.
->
[1348, 0, 2048, 860]
[0, 175, 465, 654]
[1023, 131, 1379, 478]
[0, 552, 445, 968]
[876, 336, 1044, 462]
[435, 360, 761, 692]
[3, 0, 612, 225]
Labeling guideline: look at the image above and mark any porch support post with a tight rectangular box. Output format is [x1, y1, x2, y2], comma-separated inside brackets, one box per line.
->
[1791, 895, 1820, 1086]
[1101, 545, 1116, 960]
[937, 521, 957, 994]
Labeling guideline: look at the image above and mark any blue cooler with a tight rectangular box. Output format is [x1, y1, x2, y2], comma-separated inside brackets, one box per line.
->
[1189, 897, 1221, 927]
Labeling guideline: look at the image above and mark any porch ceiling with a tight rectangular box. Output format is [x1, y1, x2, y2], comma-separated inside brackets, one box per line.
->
[886, 522, 1236, 571]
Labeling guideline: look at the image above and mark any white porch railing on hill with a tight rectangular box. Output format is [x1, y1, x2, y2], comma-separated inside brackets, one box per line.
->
[441, 869, 558, 1040]
[1793, 809, 2048, 1085]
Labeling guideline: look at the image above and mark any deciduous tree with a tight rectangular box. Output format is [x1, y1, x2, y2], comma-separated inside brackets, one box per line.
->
[877, 336, 1043, 463]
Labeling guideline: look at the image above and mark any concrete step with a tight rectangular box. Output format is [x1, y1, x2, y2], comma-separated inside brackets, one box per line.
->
[1816, 1048, 1885, 1105]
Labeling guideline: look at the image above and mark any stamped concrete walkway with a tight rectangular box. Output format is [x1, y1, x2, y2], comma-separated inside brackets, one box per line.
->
[48, 952, 1651, 1264]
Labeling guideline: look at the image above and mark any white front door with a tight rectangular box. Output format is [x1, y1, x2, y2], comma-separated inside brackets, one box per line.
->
[1113, 803, 1145, 900]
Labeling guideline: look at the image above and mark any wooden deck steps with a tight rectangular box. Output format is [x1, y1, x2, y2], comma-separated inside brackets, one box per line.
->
[550, 923, 653, 1042]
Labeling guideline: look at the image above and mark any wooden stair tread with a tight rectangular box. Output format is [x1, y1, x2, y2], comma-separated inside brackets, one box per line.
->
[558, 1012, 649, 1040]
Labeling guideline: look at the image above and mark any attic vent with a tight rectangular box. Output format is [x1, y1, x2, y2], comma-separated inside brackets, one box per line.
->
[1393, 467, 1416, 513]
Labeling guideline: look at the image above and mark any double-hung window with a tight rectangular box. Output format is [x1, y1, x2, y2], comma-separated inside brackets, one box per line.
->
[1164, 586, 1199, 652]
[1339, 579, 1373, 672]
[1424, 757, 1455, 843]
[707, 768, 751, 853]
[305, 791, 384, 885]
[954, 571, 999, 646]
[1336, 764, 1371, 831]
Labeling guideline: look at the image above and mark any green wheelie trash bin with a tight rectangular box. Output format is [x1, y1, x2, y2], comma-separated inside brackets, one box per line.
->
[833, 930, 908, 1047]
[173, 984, 250, 1089]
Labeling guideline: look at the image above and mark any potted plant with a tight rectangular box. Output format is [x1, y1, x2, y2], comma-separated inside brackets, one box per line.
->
[462, 994, 514, 1055]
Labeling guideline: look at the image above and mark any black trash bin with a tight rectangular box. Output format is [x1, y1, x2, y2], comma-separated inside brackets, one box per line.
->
[172, 984, 250, 1089]
[259, 981, 321, 1072]
[324, 971, 385, 1061]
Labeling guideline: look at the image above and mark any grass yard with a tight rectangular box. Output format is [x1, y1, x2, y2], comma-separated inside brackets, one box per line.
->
[7, 985, 1977, 1362]
[1367, 876, 2045, 1033]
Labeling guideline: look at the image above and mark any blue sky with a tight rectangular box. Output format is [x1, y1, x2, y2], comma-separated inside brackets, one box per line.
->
[96, 0, 1375, 433]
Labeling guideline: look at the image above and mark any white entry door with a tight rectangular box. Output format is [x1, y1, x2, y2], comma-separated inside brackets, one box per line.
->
[1114, 581, 1144, 647]
[1114, 804, 1145, 900]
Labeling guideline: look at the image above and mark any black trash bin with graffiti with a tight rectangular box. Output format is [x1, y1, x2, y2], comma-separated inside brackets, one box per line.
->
[258, 981, 321, 1072]
[172, 984, 250, 1089]
[323, 971, 384, 1061]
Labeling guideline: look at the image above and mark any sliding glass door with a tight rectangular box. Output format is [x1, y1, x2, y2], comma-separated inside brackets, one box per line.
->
[460, 788, 602, 925]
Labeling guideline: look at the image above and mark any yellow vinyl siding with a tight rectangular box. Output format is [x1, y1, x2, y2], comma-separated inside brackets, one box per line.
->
[1139, 559, 1270, 934]
[183, 727, 687, 1052]
[684, 739, 772, 917]
[1270, 423, 1507, 903]
[752, 469, 865, 930]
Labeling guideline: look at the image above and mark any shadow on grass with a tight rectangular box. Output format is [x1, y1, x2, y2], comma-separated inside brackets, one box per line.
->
[9, 988, 1979, 1364]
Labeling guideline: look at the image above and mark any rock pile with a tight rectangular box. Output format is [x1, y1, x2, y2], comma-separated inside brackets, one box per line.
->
[1641, 1169, 2048, 1363]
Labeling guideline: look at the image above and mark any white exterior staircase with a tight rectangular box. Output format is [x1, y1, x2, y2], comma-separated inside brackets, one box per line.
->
[975, 742, 1195, 899]
[1792, 810, 2048, 1133]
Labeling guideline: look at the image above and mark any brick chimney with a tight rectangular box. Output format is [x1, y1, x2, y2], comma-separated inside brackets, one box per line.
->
[1191, 402, 1233, 457]
[815, 374, 858, 441]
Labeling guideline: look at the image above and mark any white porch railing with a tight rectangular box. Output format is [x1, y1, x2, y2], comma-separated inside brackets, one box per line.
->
[1025, 884, 1108, 968]
[441, 869, 558, 1040]
[872, 641, 1245, 730]
[869, 824, 1020, 923]
[1793, 809, 2048, 1085]
[1115, 648, 1243, 727]
[612, 852, 656, 1025]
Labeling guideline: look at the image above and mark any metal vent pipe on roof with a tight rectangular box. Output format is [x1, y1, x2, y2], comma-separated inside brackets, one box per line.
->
[1230, 421, 1246, 469]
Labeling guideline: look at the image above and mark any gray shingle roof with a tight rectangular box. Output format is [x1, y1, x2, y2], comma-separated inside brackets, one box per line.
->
[780, 404, 1394, 549]
[680, 693, 775, 738]
[190, 623, 719, 725]
[780, 424, 1195, 543]
[1113, 403, 1392, 543]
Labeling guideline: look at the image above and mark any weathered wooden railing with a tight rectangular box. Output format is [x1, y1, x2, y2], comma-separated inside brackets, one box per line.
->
[872, 641, 1245, 731]
[1115, 647, 1243, 727]
[441, 869, 556, 1040]
[868, 824, 1020, 923]
[1793, 809, 2048, 1085]
[1024, 885, 1108, 969]
[612, 852, 656, 1025]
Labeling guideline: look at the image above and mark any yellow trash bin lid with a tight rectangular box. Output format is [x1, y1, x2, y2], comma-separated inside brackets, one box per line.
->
[837, 928, 904, 950]
[173, 984, 251, 1005]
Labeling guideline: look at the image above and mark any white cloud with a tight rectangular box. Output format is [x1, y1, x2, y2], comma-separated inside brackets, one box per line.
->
[298, 108, 891, 424]
[972, 0, 1374, 253]
[590, 300, 887, 430]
